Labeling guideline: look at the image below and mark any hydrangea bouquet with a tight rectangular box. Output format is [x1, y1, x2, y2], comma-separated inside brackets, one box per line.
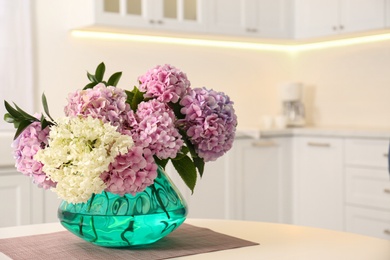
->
[4, 63, 237, 204]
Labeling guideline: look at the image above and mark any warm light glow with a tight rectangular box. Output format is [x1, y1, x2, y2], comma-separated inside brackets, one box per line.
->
[71, 30, 390, 52]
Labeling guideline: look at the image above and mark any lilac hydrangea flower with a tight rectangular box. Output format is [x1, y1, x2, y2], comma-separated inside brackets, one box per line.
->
[138, 64, 191, 103]
[101, 146, 158, 196]
[128, 99, 183, 159]
[179, 87, 237, 162]
[64, 83, 132, 134]
[12, 120, 56, 189]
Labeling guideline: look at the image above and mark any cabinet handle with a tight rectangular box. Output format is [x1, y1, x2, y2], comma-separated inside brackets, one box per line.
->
[384, 229, 390, 235]
[252, 140, 277, 147]
[384, 188, 390, 194]
[332, 26, 338, 31]
[307, 142, 331, 147]
[157, 20, 163, 24]
[339, 25, 344, 30]
[149, 19, 155, 24]
[384, 153, 389, 157]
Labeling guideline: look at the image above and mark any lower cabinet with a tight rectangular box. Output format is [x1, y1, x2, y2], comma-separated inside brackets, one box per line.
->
[231, 137, 292, 223]
[167, 136, 292, 223]
[345, 205, 390, 240]
[344, 138, 390, 239]
[0, 170, 31, 227]
[293, 136, 344, 231]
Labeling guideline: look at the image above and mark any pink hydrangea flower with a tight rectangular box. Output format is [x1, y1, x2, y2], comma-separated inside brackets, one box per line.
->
[101, 146, 158, 196]
[128, 99, 183, 159]
[179, 87, 237, 162]
[138, 64, 191, 103]
[64, 83, 132, 134]
[12, 120, 56, 189]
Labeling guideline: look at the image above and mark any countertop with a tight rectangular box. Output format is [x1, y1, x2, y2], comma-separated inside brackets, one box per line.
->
[1, 219, 390, 260]
[237, 126, 390, 139]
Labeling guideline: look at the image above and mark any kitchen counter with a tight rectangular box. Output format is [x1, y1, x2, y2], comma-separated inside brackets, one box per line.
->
[237, 126, 390, 139]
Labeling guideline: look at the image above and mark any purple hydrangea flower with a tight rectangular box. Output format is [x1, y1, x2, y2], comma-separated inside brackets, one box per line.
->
[12, 120, 56, 189]
[64, 83, 132, 134]
[128, 99, 183, 159]
[138, 64, 191, 103]
[179, 87, 237, 162]
[101, 146, 158, 196]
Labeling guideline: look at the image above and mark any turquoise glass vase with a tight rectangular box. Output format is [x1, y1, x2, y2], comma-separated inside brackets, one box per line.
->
[57, 167, 188, 247]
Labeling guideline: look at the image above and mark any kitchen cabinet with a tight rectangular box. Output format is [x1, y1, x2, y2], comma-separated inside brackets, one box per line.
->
[167, 136, 292, 223]
[68, 0, 207, 34]
[293, 136, 344, 231]
[207, 0, 293, 38]
[229, 137, 292, 223]
[294, 0, 385, 39]
[0, 170, 32, 227]
[344, 138, 390, 239]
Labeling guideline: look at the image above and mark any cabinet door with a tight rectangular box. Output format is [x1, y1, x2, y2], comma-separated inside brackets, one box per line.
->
[346, 205, 390, 240]
[209, 0, 248, 35]
[294, 0, 340, 39]
[341, 0, 385, 33]
[96, 0, 153, 28]
[293, 137, 344, 231]
[0, 172, 31, 227]
[233, 137, 291, 223]
[152, 0, 206, 32]
[253, 0, 293, 38]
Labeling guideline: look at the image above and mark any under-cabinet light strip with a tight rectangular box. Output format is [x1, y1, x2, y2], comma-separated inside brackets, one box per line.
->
[71, 30, 390, 52]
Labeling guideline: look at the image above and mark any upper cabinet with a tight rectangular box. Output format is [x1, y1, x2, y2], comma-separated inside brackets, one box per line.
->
[295, 0, 386, 39]
[68, 0, 207, 33]
[207, 0, 293, 39]
[68, 0, 387, 41]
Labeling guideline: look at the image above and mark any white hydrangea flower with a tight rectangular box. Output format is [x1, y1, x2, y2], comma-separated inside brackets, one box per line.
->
[35, 116, 133, 203]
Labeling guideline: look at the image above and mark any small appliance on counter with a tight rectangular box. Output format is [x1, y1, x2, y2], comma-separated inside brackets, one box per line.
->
[280, 82, 306, 127]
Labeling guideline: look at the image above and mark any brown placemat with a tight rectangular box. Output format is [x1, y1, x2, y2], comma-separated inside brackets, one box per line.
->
[0, 223, 258, 260]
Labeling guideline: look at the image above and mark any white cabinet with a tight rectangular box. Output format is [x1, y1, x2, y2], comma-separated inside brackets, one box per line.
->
[168, 136, 292, 223]
[0, 171, 32, 227]
[293, 137, 344, 231]
[344, 138, 390, 240]
[68, 0, 207, 34]
[295, 0, 385, 39]
[208, 0, 292, 38]
[231, 137, 292, 223]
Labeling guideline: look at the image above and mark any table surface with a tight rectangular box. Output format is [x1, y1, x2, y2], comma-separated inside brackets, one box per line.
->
[1, 219, 390, 260]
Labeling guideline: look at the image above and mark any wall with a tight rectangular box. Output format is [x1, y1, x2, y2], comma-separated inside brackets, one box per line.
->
[293, 41, 390, 128]
[33, 1, 390, 129]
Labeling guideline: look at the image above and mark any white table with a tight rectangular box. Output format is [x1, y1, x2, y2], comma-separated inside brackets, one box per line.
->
[1, 219, 390, 260]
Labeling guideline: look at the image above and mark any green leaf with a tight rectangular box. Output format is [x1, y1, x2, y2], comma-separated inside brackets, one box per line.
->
[168, 101, 185, 120]
[171, 155, 197, 193]
[153, 156, 169, 169]
[4, 101, 21, 119]
[107, 71, 122, 87]
[125, 86, 145, 111]
[42, 93, 54, 122]
[83, 82, 97, 90]
[193, 156, 205, 177]
[4, 113, 14, 123]
[95, 62, 106, 82]
[14, 120, 33, 140]
[13, 103, 37, 121]
[87, 71, 97, 83]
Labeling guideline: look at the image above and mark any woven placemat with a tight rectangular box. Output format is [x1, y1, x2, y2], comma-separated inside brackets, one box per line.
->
[0, 223, 258, 260]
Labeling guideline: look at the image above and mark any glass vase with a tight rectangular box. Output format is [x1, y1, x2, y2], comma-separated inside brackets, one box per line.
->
[57, 167, 188, 247]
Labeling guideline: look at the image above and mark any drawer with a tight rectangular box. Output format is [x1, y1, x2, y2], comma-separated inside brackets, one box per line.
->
[346, 167, 390, 210]
[345, 205, 390, 240]
[345, 138, 389, 168]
